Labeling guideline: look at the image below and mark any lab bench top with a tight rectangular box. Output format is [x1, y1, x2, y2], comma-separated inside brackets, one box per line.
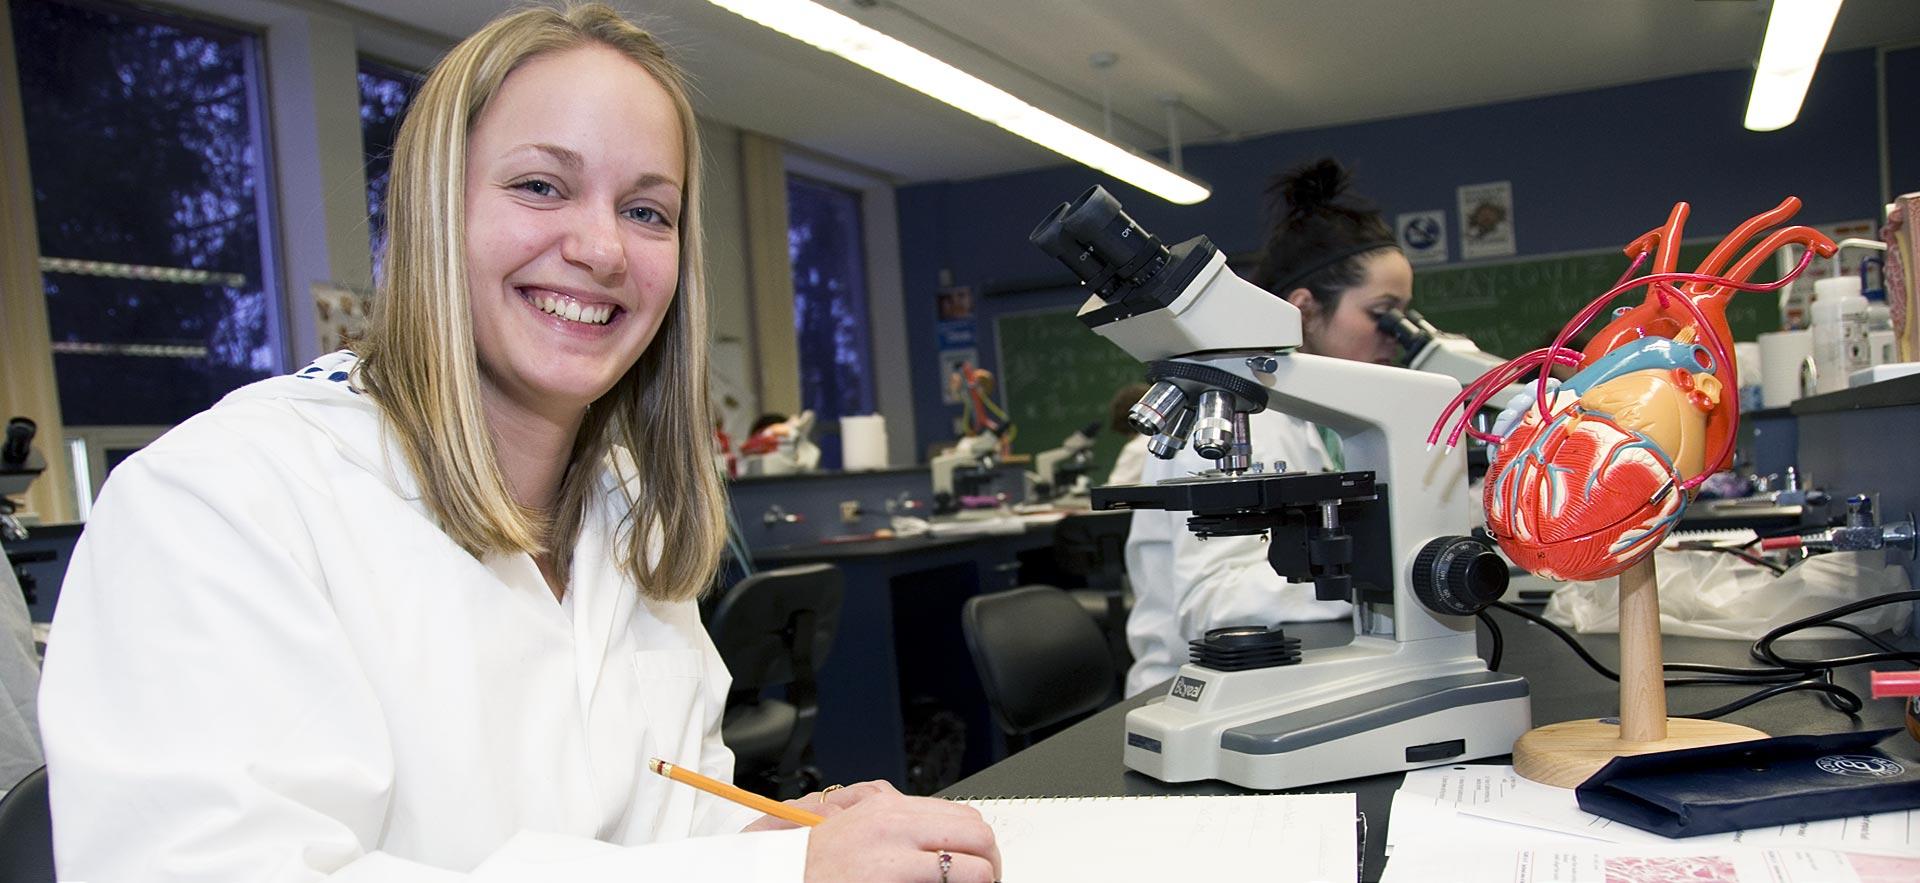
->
[1790, 373, 1920, 415]
[940, 612, 1918, 882]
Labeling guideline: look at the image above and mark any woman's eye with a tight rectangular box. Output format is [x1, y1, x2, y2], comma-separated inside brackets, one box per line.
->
[515, 179, 556, 197]
[625, 206, 668, 226]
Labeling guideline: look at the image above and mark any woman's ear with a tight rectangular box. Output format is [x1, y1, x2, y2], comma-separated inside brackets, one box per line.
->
[1284, 287, 1318, 320]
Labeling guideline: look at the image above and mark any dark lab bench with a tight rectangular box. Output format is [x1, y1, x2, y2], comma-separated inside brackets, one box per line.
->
[940, 613, 1917, 881]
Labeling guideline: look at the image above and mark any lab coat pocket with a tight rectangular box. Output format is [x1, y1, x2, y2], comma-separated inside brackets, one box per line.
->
[632, 649, 708, 770]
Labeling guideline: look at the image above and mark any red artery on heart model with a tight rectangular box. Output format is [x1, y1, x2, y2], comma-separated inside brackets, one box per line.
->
[1431, 199, 1837, 581]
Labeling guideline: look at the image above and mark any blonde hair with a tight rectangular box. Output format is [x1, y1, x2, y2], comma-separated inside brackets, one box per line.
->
[355, 2, 723, 603]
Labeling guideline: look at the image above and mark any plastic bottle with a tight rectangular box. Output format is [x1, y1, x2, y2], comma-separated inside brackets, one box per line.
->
[1808, 276, 1869, 394]
[1861, 258, 1897, 367]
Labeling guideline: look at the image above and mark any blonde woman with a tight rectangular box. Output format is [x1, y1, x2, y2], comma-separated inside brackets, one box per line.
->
[39, 5, 999, 881]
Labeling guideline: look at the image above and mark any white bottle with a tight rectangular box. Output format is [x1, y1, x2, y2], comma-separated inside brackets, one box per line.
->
[1864, 291, 1897, 367]
[1809, 276, 1869, 394]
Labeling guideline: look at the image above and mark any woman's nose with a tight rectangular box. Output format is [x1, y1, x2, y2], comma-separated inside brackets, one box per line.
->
[564, 209, 626, 282]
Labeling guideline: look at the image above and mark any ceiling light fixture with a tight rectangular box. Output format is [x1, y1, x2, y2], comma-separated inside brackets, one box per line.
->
[703, 0, 1211, 204]
[1743, 0, 1844, 132]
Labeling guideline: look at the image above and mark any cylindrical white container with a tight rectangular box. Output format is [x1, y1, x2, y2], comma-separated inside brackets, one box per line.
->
[839, 414, 889, 471]
[1757, 329, 1812, 408]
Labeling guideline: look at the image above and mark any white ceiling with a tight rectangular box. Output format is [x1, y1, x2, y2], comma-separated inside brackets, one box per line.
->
[340, 0, 1920, 185]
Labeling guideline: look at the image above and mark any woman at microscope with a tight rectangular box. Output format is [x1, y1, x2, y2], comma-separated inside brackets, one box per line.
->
[1122, 157, 1414, 696]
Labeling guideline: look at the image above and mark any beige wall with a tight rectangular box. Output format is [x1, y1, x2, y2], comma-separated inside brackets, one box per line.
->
[0, 0, 76, 524]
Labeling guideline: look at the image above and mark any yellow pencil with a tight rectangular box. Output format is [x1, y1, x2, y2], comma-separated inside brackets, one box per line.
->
[648, 758, 826, 827]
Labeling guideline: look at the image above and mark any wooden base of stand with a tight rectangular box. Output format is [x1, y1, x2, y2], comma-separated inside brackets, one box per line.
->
[1512, 717, 1768, 788]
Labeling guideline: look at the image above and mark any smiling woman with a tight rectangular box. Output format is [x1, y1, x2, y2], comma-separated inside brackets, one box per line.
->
[37, 4, 1001, 882]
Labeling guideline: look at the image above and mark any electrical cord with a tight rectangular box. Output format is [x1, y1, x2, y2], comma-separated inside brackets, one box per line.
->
[1481, 596, 1917, 719]
[1751, 590, 1920, 671]
[1477, 609, 1503, 671]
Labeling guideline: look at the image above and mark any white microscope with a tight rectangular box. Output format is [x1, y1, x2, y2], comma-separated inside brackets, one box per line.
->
[1025, 422, 1100, 504]
[1030, 187, 1531, 789]
[930, 430, 1003, 516]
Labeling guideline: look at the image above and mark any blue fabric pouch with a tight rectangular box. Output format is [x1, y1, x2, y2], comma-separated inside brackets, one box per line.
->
[1574, 728, 1920, 838]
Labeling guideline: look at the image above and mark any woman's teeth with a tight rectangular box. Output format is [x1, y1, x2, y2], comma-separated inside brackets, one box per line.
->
[531, 292, 614, 326]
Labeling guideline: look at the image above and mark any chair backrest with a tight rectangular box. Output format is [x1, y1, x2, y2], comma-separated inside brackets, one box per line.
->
[962, 585, 1116, 739]
[0, 765, 53, 883]
[1052, 512, 1130, 590]
[708, 563, 845, 696]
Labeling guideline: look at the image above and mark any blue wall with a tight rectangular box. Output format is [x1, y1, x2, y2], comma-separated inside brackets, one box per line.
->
[898, 48, 1901, 458]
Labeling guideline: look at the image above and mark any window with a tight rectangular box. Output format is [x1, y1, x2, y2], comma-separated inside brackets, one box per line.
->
[11, 0, 283, 427]
[786, 174, 876, 470]
[357, 58, 421, 286]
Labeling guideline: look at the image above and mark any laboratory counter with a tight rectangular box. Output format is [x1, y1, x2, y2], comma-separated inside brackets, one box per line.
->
[939, 608, 1918, 882]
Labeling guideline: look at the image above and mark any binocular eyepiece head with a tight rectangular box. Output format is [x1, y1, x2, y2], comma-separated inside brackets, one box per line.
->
[1029, 185, 1170, 300]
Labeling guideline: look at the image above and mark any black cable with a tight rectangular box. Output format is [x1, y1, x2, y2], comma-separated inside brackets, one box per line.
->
[1684, 678, 1862, 719]
[1477, 609, 1503, 671]
[1752, 590, 1920, 671]
[1486, 600, 1869, 720]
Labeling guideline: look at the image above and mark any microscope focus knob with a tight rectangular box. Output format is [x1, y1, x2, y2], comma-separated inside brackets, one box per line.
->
[1413, 535, 1508, 616]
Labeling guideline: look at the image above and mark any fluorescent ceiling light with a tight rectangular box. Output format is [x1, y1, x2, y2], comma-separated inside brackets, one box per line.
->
[703, 0, 1211, 205]
[1744, 0, 1843, 132]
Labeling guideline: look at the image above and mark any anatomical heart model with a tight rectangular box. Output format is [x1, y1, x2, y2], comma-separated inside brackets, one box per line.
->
[1433, 199, 1835, 582]
[1432, 199, 1835, 786]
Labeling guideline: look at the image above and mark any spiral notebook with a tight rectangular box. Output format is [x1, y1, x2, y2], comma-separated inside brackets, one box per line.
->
[957, 792, 1357, 882]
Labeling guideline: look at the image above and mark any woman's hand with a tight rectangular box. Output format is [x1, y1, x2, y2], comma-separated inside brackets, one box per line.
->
[802, 782, 1001, 883]
[741, 780, 890, 832]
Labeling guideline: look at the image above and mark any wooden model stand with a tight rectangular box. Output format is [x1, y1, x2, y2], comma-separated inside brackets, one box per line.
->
[1512, 556, 1768, 788]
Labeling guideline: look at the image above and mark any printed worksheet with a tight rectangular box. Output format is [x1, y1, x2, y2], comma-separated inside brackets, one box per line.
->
[1380, 844, 1920, 883]
[1399, 764, 1920, 855]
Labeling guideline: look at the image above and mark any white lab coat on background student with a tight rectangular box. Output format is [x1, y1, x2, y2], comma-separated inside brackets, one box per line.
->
[38, 353, 809, 882]
[1122, 408, 1355, 697]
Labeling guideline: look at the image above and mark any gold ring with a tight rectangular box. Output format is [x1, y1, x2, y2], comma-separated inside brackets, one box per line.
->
[819, 783, 844, 806]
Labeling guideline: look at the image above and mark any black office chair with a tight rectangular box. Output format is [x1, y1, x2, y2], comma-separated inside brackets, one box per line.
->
[1052, 512, 1133, 681]
[961, 585, 1117, 751]
[707, 563, 844, 800]
[0, 765, 53, 883]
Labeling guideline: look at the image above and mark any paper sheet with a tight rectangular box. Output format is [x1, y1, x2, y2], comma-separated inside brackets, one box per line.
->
[960, 792, 1355, 882]
[1398, 764, 1920, 856]
[1380, 843, 1920, 883]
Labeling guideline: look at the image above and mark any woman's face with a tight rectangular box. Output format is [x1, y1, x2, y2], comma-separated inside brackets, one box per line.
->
[1286, 250, 1413, 365]
[463, 45, 685, 427]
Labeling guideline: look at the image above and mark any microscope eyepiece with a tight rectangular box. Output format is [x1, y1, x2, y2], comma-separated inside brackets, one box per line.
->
[2, 418, 34, 467]
[1376, 307, 1438, 355]
[1028, 185, 1170, 300]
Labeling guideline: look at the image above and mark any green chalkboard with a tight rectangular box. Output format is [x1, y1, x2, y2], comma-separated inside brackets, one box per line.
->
[995, 306, 1145, 478]
[1414, 242, 1783, 358]
[995, 243, 1785, 472]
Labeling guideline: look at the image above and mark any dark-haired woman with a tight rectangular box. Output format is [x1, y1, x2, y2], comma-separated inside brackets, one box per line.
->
[1121, 158, 1412, 696]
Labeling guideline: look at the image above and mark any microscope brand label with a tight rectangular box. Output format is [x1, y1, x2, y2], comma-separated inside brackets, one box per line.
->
[1169, 676, 1207, 702]
[1815, 755, 1905, 778]
[1126, 732, 1162, 753]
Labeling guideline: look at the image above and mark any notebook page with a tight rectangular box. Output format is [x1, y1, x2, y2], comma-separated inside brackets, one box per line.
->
[960, 792, 1356, 882]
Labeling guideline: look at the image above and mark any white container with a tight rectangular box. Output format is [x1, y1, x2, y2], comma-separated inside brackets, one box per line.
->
[839, 414, 889, 471]
[1809, 277, 1870, 394]
[1757, 329, 1812, 408]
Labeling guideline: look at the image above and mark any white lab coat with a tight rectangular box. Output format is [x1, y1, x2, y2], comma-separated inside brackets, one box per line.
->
[1104, 433, 1151, 487]
[38, 352, 808, 882]
[1123, 408, 1354, 697]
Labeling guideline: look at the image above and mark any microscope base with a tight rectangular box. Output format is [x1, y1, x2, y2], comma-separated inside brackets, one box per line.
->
[1123, 643, 1531, 789]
